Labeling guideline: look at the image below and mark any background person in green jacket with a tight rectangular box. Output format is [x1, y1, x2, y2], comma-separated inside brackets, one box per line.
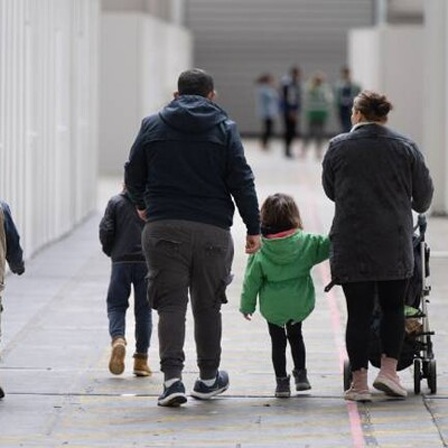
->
[303, 71, 333, 160]
[240, 193, 330, 398]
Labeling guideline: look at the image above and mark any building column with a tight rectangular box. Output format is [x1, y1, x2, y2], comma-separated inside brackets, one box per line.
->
[144, 0, 184, 24]
[423, 0, 448, 215]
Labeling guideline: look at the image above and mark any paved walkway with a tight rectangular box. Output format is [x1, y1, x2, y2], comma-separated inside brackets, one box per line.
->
[0, 139, 447, 447]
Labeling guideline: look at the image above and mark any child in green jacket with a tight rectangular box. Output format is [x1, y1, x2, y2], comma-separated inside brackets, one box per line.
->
[240, 193, 330, 398]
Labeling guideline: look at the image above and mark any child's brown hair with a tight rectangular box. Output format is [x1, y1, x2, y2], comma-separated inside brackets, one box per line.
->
[260, 193, 303, 235]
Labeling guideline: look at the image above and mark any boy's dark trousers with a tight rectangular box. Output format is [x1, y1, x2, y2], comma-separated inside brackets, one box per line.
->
[106, 262, 152, 354]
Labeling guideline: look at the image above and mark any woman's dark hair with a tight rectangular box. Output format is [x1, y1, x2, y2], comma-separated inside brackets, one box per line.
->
[353, 90, 393, 122]
[261, 193, 303, 234]
[177, 68, 214, 97]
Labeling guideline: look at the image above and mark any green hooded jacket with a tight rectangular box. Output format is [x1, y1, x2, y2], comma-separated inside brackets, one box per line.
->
[240, 230, 330, 326]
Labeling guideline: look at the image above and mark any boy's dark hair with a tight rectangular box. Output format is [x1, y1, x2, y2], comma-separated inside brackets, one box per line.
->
[177, 68, 214, 97]
[261, 193, 303, 235]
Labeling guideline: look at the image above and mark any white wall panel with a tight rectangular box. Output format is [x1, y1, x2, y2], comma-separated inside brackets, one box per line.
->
[348, 29, 381, 92]
[423, 0, 448, 214]
[99, 14, 143, 176]
[141, 17, 168, 114]
[141, 17, 193, 112]
[382, 27, 424, 146]
[349, 25, 424, 146]
[0, 0, 100, 258]
[165, 24, 193, 92]
[99, 12, 192, 175]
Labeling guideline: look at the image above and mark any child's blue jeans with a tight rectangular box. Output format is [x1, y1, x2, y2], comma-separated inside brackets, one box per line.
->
[106, 261, 152, 354]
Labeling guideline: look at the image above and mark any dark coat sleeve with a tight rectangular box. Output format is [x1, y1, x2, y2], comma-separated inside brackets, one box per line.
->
[124, 118, 150, 211]
[1, 202, 25, 275]
[99, 198, 116, 257]
[321, 143, 335, 201]
[410, 144, 434, 213]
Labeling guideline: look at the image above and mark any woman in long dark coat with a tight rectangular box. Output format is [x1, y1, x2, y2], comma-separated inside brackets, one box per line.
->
[322, 90, 434, 402]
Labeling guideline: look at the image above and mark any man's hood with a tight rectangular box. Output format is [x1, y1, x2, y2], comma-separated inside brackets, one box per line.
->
[159, 95, 228, 133]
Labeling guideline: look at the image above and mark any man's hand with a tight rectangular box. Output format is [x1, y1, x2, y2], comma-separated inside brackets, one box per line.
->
[136, 208, 147, 221]
[245, 234, 261, 254]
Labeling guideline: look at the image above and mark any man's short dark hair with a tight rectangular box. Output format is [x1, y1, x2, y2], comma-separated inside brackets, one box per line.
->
[177, 68, 214, 97]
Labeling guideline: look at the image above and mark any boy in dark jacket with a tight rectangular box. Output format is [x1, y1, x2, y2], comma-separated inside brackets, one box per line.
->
[99, 186, 152, 377]
[0, 200, 25, 399]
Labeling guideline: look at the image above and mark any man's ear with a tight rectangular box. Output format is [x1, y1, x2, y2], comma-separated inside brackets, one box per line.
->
[207, 90, 217, 101]
[173, 91, 180, 99]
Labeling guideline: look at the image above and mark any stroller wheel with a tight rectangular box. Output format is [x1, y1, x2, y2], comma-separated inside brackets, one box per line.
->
[413, 359, 421, 395]
[427, 359, 437, 394]
[343, 359, 352, 391]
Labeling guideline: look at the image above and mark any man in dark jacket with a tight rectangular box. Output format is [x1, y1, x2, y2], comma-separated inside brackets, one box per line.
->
[125, 68, 261, 407]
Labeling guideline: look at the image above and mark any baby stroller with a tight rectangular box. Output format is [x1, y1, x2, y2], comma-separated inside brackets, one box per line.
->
[343, 214, 437, 395]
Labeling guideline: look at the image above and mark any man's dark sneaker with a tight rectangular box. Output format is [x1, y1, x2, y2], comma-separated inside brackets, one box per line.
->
[157, 380, 187, 407]
[275, 376, 291, 398]
[0, 386, 4, 399]
[292, 369, 311, 391]
[191, 370, 229, 400]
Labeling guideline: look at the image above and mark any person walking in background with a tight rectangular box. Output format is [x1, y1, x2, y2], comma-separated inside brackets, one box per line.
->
[280, 66, 302, 158]
[0, 200, 25, 399]
[240, 193, 329, 398]
[322, 90, 434, 402]
[303, 71, 333, 159]
[125, 68, 261, 407]
[255, 73, 279, 149]
[334, 66, 361, 133]
[99, 185, 152, 378]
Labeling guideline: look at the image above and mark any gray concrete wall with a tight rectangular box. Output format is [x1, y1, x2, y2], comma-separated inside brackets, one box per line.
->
[185, 0, 374, 136]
